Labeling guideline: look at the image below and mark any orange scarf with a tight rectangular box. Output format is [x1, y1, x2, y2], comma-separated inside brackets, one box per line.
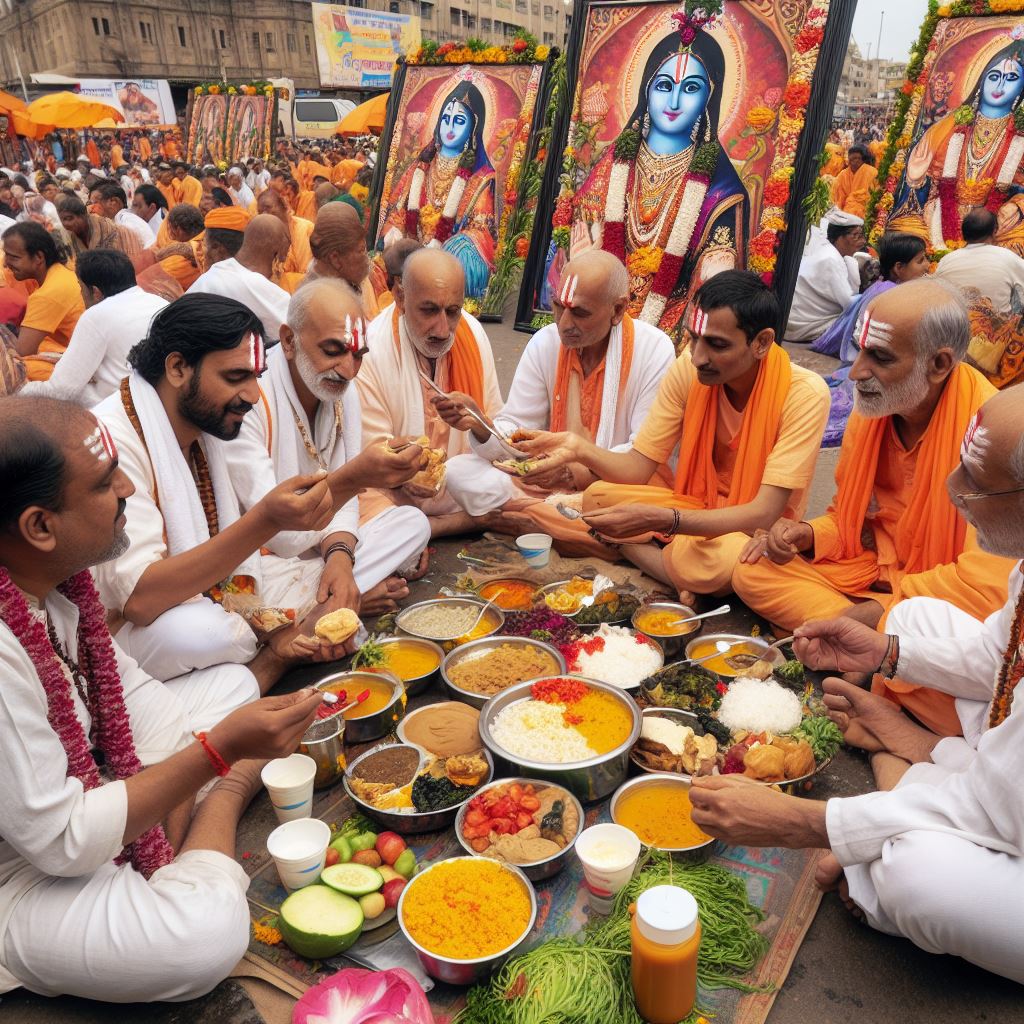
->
[391, 306, 485, 408]
[551, 315, 635, 436]
[823, 362, 993, 591]
[673, 343, 792, 507]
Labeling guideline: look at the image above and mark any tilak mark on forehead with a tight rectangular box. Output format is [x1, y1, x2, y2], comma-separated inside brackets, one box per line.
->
[858, 313, 894, 352]
[247, 332, 266, 375]
[84, 422, 118, 463]
[673, 52, 689, 84]
[343, 313, 366, 353]
[559, 273, 580, 308]
[691, 306, 708, 337]
[962, 411, 992, 474]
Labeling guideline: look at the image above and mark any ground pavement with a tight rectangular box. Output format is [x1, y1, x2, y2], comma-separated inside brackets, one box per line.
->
[5, 323, 1022, 1023]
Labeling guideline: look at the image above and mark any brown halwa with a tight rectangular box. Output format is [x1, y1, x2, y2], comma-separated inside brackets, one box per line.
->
[448, 644, 559, 696]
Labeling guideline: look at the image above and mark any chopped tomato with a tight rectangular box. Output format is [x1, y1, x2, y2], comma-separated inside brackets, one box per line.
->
[520, 795, 540, 812]
[465, 809, 488, 826]
[470, 838, 489, 852]
[492, 817, 514, 835]
[515, 811, 534, 830]
[509, 783, 524, 802]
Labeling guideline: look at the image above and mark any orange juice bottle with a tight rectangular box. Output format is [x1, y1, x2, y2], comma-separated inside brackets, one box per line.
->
[630, 885, 701, 1023]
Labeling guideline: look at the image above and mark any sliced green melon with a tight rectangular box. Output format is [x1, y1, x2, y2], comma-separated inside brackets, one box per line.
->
[320, 862, 384, 897]
[279, 884, 364, 959]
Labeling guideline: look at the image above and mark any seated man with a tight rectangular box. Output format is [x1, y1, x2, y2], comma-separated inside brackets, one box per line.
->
[88, 178, 156, 248]
[38, 249, 168, 405]
[200, 205, 248, 270]
[734, 280, 1014, 735]
[517, 271, 830, 602]
[831, 144, 878, 219]
[92, 293, 397, 682]
[189, 213, 291, 339]
[690, 385, 1024, 983]
[444, 251, 675, 554]
[143, 202, 206, 294]
[57, 194, 142, 260]
[0, 396, 328, 1001]
[299, 202, 380, 317]
[786, 210, 865, 344]
[256, 186, 313, 278]
[2, 221, 84, 382]
[378, 237, 422, 310]
[227, 279, 430, 617]
[360, 248, 503, 538]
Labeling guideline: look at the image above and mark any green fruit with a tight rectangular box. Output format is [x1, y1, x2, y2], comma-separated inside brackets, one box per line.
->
[279, 885, 364, 960]
[329, 836, 353, 863]
[349, 831, 378, 853]
[393, 847, 416, 879]
[320, 862, 384, 897]
[359, 891, 386, 920]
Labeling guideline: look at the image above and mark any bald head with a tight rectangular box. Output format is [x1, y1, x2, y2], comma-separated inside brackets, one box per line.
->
[309, 202, 370, 288]
[237, 214, 291, 276]
[561, 251, 630, 304]
[553, 251, 630, 353]
[400, 249, 466, 360]
[283, 279, 368, 403]
[383, 237, 423, 284]
[950, 385, 1024, 557]
[315, 182, 340, 209]
[256, 187, 289, 227]
[851, 278, 968, 421]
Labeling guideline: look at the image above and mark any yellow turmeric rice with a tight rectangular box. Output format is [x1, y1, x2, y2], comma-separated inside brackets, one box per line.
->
[401, 859, 532, 958]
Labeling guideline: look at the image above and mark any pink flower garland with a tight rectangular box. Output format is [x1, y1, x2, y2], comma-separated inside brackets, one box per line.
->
[0, 568, 174, 878]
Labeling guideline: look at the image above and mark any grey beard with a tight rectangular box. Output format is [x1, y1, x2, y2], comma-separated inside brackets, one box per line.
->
[853, 362, 930, 420]
[94, 528, 131, 565]
[295, 344, 349, 404]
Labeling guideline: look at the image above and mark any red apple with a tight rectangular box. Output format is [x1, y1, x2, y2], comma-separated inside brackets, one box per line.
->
[324, 847, 340, 868]
[375, 831, 407, 866]
[382, 877, 407, 909]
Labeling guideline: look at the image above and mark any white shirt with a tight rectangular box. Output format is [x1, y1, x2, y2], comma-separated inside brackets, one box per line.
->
[786, 228, 861, 342]
[247, 169, 270, 194]
[229, 183, 255, 209]
[828, 564, 1024, 867]
[934, 242, 1024, 316]
[225, 345, 362, 556]
[43, 287, 168, 406]
[0, 589, 190, 991]
[188, 258, 290, 340]
[469, 319, 675, 464]
[115, 207, 157, 247]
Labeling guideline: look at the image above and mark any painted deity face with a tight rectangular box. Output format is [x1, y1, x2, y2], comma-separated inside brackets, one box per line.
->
[646, 52, 711, 139]
[981, 58, 1024, 113]
[439, 100, 474, 155]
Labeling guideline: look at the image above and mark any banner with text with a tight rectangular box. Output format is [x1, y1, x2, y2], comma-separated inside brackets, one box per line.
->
[76, 79, 176, 126]
[311, 3, 420, 90]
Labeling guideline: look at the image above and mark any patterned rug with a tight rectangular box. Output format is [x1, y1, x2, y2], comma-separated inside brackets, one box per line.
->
[242, 784, 825, 1024]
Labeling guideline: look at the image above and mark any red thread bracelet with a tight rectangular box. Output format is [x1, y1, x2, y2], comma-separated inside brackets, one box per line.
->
[193, 731, 231, 777]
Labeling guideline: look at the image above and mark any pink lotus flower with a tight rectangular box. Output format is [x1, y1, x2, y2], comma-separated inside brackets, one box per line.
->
[292, 968, 433, 1024]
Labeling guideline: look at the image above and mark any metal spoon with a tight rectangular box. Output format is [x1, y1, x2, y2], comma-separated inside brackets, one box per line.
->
[417, 369, 517, 446]
[556, 502, 584, 521]
[767, 634, 796, 652]
[667, 604, 731, 628]
[682, 639, 740, 669]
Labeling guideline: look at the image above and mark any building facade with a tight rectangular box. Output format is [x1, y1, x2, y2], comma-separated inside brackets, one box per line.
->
[0, 0, 572, 95]
[834, 41, 907, 121]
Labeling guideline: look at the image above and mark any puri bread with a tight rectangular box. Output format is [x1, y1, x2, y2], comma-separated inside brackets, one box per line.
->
[314, 608, 360, 644]
[409, 435, 446, 493]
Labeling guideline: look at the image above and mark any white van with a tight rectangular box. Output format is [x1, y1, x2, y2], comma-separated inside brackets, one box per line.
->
[292, 97, 356, 140]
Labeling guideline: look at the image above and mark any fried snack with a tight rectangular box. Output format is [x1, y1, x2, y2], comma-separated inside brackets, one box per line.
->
[314, 607, 360, 644]
[743, 744, 786, 783]
[445, 752, 489, 787]
[408, 435, 446, 495]
[782, 739, 816, 779]
[349, 777, 395, 805]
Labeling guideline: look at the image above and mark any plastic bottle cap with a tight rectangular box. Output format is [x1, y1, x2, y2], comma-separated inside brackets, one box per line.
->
[635, 885, 699, 945]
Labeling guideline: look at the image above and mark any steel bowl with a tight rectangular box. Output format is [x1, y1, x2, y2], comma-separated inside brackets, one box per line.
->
[395, 702, 483, 757]
[629, 706, 705, 778]
[343, 746, 494, 835]
[453, 777, 584, 881]
[478, 677, 642, 803]
[441, 636, 566, 710]
[610, 773, 717, 861]
[474, 577, 540, 612]
[683, 633, 780, 679]
[397, 857, 537, 985]
[369, 636, 444, 698]
[299, 716, 347, 790]
[631, 602, 703, 660]
[537, 579, 638, 629]
[395, 597, 505, 649]
[562, 627, 663, 692]
[314, 669, 405, 744]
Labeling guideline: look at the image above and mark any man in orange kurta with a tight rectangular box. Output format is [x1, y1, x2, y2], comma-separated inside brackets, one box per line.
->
[516, 271, 830, 599]
[256, 187, 313, 278]
[154, 164, 181, 210]
[283, 177, 318, 223]
[733, 280, 1014, 736]
[139, 136, 153, 163]
[832, 145, 878, 220]
[173, 163, 203, 207]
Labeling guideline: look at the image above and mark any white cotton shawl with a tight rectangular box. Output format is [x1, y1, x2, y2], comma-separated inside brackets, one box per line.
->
[127, 371, 261, 584]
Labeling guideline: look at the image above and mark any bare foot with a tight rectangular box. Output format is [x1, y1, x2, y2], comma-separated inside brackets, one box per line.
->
[822, 677, 938, 762]
[360, 576, 410, 617]
[481, 509, 534, 535]
[678, 589, 696, 607]
[815, 853, 865, 920]
[403, 548, 430, 581]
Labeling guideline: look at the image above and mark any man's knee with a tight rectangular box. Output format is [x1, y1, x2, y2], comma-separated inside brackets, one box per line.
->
[389, 505, 432, 553]
[729, 558, 775, 603]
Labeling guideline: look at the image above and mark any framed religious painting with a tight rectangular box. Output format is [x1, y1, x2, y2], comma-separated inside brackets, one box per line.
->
[186, 84, 281, 168]
[224, 90, 277, 163]
[515, 0, 856, 337]
[186, 90, 229, 167]
[867, 2, 1024, 390]
[368, 36, 555, 318]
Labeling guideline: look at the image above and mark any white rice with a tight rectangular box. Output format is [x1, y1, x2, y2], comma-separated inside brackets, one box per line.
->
[490, 700, 597, 763]
[717, 677, 803, 735]
[572, 624, 663, 689]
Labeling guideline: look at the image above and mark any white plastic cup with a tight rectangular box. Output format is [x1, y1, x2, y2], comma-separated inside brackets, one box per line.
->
[516, 532, 553, 568]
[266, 817, 331, 891]
[575, 823, 642, 914]
[261, 753, 316, 823]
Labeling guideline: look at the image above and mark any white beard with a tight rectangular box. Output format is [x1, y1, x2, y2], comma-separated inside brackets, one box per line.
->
[853, 361, 930, 420]
[294, 344, 349, 404]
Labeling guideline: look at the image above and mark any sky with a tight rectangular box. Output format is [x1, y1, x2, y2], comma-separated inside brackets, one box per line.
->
[849, 0, 931, 62]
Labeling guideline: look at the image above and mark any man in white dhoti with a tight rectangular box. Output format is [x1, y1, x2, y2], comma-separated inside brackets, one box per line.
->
[226, 279, 431, 617]
[785, 209, 866, 343]
[359, 249, 504, 538]
[690, 385, 1024, 983]
[189, 213, 292, 338]
[443, 252, 675, 555]
[0, 395, 327, 1001]
[92, 293, 383, 683]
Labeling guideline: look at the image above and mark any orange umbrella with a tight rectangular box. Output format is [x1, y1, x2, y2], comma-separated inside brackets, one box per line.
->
[337, 92, 388, 136]
[0, 89, 27, 113]
[11, 110, 50, 139]
[27, 91, 124, 129]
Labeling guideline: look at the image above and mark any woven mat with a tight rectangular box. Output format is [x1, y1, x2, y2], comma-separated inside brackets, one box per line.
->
[241, 782, 825, 1024]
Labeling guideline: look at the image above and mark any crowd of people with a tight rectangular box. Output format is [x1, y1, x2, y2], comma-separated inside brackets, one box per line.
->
[0, 115, 1022, 1009]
